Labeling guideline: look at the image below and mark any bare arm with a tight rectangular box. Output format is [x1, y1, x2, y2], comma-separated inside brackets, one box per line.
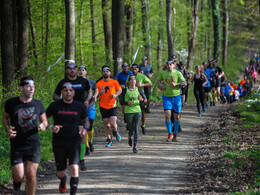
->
[38, 113, 49, 131]
[92, 88, 99, 102]
[2, 111, 16, 138]
[202, 74, 208, 87]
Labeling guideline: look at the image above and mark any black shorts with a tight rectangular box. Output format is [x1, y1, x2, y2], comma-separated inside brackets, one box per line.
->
[204, 87, 211, 93]
[100, 107, 117, 119]
[11, 142, 40, 166]
[210, 79, 217, 88]
[216, 78, 221, 87]
[139, 101, 145, 111]
[53, 143, 80, 171]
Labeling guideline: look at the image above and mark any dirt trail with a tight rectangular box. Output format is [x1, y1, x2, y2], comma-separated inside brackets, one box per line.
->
[35, 102, 224, 195]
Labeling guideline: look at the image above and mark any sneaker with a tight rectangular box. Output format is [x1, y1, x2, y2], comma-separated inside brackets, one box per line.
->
[80, 160, 87, 171]
[112, 130, 117, 137]
[105, 139, 113, 147]
[89, 143, 94, 152]
[178, 126, 182, 132]
[85, 147, 90, 155]
[128, 137, 132, 147]
[114, 131, 121, 141]
[141, 125, 146, 135]
[210, 101, 213, 106]
[172, 134, 177, 142]
[198, 113, 201, 117]
[184, 102, 187, 105]
[59, 176, 67, 193]
[133, 147, 138, 153]
[213, 101, 216, 106]
[166, 133, 173, 142]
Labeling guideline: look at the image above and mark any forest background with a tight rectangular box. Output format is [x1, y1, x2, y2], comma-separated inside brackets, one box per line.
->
[0, 0, 260, 190]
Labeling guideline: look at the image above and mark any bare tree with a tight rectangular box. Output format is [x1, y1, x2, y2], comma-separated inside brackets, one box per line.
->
[28, 0, 40, 67]
[102, 0, 113, 65]
[125, 0, 134, 61]
[141, 0, 152, 63]
[187, 0, 199, 70]
[157, 0, 163, 72]
[90, 0, 97, 66]
[64, 0, 75, 69]
[78, 0, 84, 65]
[211, 0, 221, 62]
[222, 0, 229, 66]
[112, 0, 125, 75]
[1, 0, 15, 94]
[17, 0, 29, 76]
[166, 0, 174, 60]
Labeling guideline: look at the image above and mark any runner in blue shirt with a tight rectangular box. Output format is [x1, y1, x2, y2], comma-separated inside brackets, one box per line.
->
[203, 61, 213, 108]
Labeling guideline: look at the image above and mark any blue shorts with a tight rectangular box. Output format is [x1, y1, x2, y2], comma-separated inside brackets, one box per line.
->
[162, 95, 182, 114]
[87, 108, 96, 120]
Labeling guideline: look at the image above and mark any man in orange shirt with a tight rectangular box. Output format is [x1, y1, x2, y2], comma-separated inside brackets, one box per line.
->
[230, 80, 237, 103]
[96, 65, 122, 147]
[239, 75, 247, 94]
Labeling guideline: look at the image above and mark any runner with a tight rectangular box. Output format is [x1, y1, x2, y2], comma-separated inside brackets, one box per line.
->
[52, 62, 92, 171]
[230, 80, 238, 104]
[243, 78, 253, 96]
[203, 61, 213, 108]
[119, 75, 147, 153]
[138, 56, 153, 113]
[2, 76, 48, 195]
[190, 65, 208, 116]
[115, 62, 133, 128]
[78, 66, 98, 157]
[126, 64, 152, 135]
[158, 61, 187, 142]
[96, 65, 122, 147]
[178, 62, 190, 106]
[46, 82, 87, 195]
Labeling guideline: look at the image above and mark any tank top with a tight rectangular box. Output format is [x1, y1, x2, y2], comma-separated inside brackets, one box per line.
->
[194, 74, 204, 90]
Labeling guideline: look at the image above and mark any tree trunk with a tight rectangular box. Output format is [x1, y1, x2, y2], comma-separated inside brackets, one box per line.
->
[187, 0, 199, 70]
[211, 0, 221, 62]
[13, 0, 18, 72]
[44, 0, 49, 67]
[157, 0, 163, 72]
[1, 0, 15, 94]
[112, 0, 125, 75]
[125, 0, 134, 61]
[90, 0, 97, 66]
[222, 0, 229, 66]
[27, 0, 40, 67]
[64, 0, 75, 69]
[141, 0, 152, 63]
[79, 0, 84, 65]
[166, 0, 174, 60]
[17, 0, 29, 76]
[102, 0, 113, 65]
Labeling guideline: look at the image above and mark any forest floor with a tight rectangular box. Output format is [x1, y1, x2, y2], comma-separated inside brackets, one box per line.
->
[1, 83, 259, 195]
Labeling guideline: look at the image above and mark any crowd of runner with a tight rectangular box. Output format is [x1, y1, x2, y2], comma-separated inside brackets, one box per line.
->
[2, 55, 259, 195]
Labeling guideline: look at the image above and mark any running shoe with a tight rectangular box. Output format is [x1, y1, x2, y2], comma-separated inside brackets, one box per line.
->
[133, 147, 138, 153]
[80, 160, 87, 171]
[89, 143, 94, 153]
[85, 147, 90, 155]
[213, 101, 216, 106]
[172, 134, 177, 142]
[210, 101, 213, 106]
[141, 125, 146, 135]
[128, 137, 132, 147]
[178, 126, 182, 132]
[184, 102, 187, 105]
[198, 113, 201, 117]
[59, 175, 67, 193]
[166, 133, 173, 142]
[106, 139, 113, 147]
[114, 131, 121, 141]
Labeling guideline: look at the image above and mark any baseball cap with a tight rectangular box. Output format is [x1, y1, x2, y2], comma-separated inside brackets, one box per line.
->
[132, 64, 139, 69]
[67, 62, 77, 69]
[142, 56, 148, 61]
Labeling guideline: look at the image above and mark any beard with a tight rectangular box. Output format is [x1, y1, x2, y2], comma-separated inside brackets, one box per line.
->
[103, 74, 109, 79]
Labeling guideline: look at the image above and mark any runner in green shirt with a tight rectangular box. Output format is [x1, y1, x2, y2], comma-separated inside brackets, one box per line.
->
[158, 61, 186, 142]
[126, 64, 152, 135]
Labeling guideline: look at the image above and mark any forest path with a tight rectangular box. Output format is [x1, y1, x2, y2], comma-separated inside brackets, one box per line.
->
[36, 101, 224, 195]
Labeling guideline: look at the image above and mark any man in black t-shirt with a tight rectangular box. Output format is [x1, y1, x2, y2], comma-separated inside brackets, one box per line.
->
[2, 76, 48, 194]
[46, 82, 87, 195]
[53, 62, 92, 171]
